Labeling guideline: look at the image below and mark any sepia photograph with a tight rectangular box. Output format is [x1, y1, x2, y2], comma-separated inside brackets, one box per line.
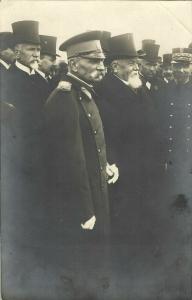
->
[0, 1, 192, 299]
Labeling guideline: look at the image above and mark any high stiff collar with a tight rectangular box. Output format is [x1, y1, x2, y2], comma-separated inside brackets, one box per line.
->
[36, 69, 47, 80]
[67, 72, 96, 100]
[0, 59, 11, 70]
[15, 60, 36, 75]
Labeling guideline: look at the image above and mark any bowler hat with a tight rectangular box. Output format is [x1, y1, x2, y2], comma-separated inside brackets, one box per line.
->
[188, 42, 192, 49]
[12, 20, 40, 45]
[108, 33, 137, 60]
[0, 32, 14, 50]
[40, 35, 60, 57]
[59, 31, 105, 59]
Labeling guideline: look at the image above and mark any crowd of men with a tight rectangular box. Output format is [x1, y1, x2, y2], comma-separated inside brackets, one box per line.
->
[1, 20, 192, 299]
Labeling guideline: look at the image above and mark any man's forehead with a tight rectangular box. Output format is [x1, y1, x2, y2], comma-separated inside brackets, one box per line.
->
[172, 62, 190, 68]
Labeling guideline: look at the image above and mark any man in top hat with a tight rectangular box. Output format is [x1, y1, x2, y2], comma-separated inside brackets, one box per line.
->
[37, 35, 59, 81]
[95, 33, 161, 268]
[35, 34, 60, 93]
[161, 53, 174, 84]
[1, 21, 51, 299]
[139, 41, 163, 93]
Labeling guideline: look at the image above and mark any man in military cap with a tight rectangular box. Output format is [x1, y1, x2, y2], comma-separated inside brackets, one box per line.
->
[45, 30, 119, 278]
[95, 33, 160, 267]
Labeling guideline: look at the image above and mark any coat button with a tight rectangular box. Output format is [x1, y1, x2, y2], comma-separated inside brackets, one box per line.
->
[168, 149, 172, 152]
[169, 114, 174, 117]
[187, 126, 191, 129]
[187, 115, 191, 118]
[100, 166, 103, 171]
[98, 148, 101, 153]
[169, 125, 173, 129]
[94, 130, 97, 134]
[88, 113, 92, 118]
[169, 137, 173, 141]
[188, 103, 191, 107]
[170, 102, 174, 106]
[79, 96, 82, 101]
[187, 138, 190, 141]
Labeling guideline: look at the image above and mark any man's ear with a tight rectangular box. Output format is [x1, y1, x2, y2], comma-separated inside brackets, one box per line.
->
[111, 60, 118, 74]
[69, 58, 79, 73]
[14, 44, 21, 60]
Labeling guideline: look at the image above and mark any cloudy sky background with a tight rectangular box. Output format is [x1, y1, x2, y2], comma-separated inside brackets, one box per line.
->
[0, 1, 192, 61]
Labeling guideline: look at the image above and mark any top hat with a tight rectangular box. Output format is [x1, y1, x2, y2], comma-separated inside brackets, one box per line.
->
[40, 35, 60, 57]
[100, 31, 111, 54]
[188, 42, 192, 49]
[142, 39, 155, 51]
[12, 20, 40, 45]
[59, 31, 105, 59]
[0, 32, 14, 50]
[144, 44, 160, 63]
[162, 53, 172, 66]
[172, 48, 192, 63]
[108, 33, 137, 60]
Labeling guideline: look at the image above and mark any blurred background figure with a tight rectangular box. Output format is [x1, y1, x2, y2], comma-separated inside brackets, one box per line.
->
[0, 32, 15, 72]
[162, 53, 174, 83]
[48, 59, 68, 89]
[139, 39, 163, 94]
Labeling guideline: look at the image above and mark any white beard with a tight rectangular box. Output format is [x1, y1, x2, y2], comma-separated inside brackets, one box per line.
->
[30, 60, 39, 71]
[127, 73, 142, 89]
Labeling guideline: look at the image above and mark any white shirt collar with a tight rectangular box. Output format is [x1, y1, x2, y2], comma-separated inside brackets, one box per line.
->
[36, 69, 47, 79]
[15, 60, 35, 75]
[0, 59, 11, 70]
[114, 74, 129, 85]
[146, 81, 151, 90]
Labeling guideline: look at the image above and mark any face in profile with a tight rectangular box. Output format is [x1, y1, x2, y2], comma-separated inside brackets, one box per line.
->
[112, 58, 142, 89]
[15, 43, 40, 69]
[70, 57, 105, 84]
[39, 54, 56, 75]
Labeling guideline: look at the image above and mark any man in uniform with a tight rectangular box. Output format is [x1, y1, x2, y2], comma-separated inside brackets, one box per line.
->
[155, 48, 192, 299]
[44, 31, 118, 296]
